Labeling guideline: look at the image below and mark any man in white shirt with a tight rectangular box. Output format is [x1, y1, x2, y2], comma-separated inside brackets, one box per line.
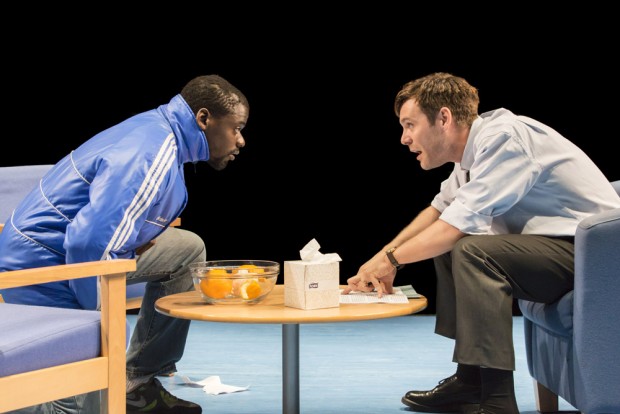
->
[342, 72, 620, 414]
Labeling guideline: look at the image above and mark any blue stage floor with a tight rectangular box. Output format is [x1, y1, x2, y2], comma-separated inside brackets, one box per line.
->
[128, 314, 578, 414]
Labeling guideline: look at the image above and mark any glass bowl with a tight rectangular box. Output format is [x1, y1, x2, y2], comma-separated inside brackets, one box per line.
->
[189, 260, 280, 304]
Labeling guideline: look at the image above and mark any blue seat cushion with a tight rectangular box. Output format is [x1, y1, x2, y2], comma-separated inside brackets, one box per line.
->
[0, 303, 101, 376]
[519, 290, 573, 338]
[126, 282, 146, 300]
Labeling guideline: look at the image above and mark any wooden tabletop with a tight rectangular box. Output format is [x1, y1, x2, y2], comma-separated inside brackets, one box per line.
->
[155, 285, 427, 324]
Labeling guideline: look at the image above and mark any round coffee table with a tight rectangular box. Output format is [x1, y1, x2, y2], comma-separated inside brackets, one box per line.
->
[155, 285, 427, 414]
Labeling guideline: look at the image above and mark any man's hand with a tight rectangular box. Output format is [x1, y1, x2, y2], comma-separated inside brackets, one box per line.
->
[342, 257, 396, 298]
[342, 275, 381, 295]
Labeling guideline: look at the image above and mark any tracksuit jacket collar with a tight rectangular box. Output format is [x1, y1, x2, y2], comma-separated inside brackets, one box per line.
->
[157, 94, 209, 164]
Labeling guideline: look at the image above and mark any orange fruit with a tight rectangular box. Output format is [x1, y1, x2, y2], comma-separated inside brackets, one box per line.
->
[200, 269, 232, 299]
[234, 264, 265, 274]
[240, 279, 262, 300]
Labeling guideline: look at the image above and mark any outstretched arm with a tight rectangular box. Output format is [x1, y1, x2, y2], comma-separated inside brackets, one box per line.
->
[344, 206, 465, 297]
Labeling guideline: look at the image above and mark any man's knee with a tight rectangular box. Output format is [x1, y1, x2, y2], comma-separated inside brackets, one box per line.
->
[449, 236, 499, 273]
[175, 229, 206, 262]
[158, 227, 206, 263]
[451, 235, 485, 260]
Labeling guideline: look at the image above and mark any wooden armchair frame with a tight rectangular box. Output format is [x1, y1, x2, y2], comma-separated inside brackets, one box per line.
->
[0, 258, 136, 413]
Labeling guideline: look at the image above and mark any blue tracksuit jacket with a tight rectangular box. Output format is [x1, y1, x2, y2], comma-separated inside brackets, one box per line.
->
[0, 94, 208, 309]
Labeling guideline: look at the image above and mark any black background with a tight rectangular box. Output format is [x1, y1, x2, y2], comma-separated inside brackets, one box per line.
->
[3, 15, 615, 313]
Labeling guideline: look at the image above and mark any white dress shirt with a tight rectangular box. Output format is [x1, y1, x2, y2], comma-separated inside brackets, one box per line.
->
[431, 108, 620, 236]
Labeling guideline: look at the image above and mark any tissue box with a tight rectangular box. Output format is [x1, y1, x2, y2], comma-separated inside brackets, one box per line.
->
[284, 260, 340, 310]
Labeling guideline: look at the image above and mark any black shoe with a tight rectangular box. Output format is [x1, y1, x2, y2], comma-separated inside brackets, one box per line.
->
[127, 377, 202, 413]
[402, 374, 481, 413]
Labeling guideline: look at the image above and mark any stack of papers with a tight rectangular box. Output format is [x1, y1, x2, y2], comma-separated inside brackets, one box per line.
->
[339, 285, 422, 304]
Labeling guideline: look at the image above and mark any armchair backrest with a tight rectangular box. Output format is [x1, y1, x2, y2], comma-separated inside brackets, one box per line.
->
[571, 179, 620, 410]
[0, 164, 54, 225]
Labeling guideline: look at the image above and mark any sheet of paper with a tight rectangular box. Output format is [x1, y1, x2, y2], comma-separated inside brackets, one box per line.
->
[339, 286, 413, 304]
[397, 284, 423, 299]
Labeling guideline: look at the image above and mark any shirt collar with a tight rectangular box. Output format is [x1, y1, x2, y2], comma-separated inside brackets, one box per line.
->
[460, 115, 483, 171]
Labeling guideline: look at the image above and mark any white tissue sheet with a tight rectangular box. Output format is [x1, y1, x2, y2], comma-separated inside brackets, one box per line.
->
[176, 374, 249, 395]
[299, 238, 342, 263]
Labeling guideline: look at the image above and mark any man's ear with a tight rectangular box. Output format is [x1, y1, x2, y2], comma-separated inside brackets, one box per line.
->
[196, 108, 211, 129]
[437, 107, 451, 127]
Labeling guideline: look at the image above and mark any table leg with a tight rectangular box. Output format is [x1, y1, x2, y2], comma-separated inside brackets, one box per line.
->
[282, 323, 300, 414]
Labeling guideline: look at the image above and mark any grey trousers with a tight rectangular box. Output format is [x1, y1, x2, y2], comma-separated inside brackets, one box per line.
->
[434, 234, 574, 371]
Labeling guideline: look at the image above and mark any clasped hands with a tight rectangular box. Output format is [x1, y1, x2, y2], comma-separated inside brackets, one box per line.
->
[342, 252, 397, 298]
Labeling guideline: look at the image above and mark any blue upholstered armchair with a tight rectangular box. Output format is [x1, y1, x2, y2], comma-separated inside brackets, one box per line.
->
[519, 180, 620, 414]
[0, 165, 137, 412]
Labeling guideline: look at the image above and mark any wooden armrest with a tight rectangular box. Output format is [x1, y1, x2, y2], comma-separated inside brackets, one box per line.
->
[0, 259, 136, 289]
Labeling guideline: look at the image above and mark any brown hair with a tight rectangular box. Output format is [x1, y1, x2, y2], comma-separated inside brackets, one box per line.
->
[394, 72, 479, 126]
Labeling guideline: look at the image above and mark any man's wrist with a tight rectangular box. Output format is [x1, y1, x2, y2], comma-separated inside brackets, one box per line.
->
[385, 247, 404, 270]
